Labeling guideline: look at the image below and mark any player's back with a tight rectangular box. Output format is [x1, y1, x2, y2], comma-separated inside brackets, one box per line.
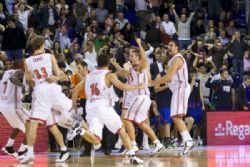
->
[0, 70, 23, 110]
[168, 53, 189, 92]
[25, 53, 53, 87]
[85, 69, 112, 105]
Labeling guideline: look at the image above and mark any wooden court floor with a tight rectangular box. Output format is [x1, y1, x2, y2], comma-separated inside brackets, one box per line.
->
[1, 145, 250, 167]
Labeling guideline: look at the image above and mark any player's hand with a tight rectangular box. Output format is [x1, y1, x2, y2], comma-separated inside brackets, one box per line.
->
[109, 58, 117, 65]
[202, 104, 206, 111]
[135, 38, 142, 46]
[46, 75, 59, 83]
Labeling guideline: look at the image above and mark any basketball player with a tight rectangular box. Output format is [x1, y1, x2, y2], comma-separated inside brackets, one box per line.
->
[153, 40, 198, 155]
[110, 38, 164, 154]
[0, 62, 70, 162]
[0, 65, 29, 158]
[21, 35, 72, 164]
[69, 54, 144, 164]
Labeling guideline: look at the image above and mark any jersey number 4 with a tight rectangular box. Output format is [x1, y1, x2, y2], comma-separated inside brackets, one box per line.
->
[90, 83, 100, 96]
[34, 67, 48, 79]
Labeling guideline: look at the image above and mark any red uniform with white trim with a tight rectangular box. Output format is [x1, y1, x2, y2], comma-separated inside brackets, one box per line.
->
[123, 66, 151, 124]
[168, 53, 191, 117]
[85, 69, 122, 139]
[0, 70, 29, 132]
[25, 53, 72, 124]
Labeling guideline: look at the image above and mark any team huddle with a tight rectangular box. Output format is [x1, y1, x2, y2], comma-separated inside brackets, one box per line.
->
[0, 35, 198, 164]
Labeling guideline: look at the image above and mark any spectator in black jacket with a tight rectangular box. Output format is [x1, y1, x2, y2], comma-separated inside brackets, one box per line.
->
[235, 75, 250, 111]
[2, 16, 26, 69]
[205, 68, 235, 111]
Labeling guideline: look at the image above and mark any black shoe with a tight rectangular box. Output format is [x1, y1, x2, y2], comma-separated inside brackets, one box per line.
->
[2, 146, 17, 157]
[80, 151, 91, 157]
[118, 145, 125, 153]
[17, 148, 28, 160]
[55, 150, 71, 163]
[104, 149, 111, 155]
[165, 138, 174, 149]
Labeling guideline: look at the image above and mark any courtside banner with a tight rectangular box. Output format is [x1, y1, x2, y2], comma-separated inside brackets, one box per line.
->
[207, 112, 250, 145]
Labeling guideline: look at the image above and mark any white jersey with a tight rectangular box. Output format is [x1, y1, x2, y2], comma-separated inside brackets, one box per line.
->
[85, 69, 112, 106]
[25, 53, 53, 87]
[0, 70, 23, 110]
[168, 53, 190, 92]
[125, 66, 150, 96]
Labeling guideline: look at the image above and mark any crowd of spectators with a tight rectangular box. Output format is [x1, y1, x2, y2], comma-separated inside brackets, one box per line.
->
[0, 0, 250, 154]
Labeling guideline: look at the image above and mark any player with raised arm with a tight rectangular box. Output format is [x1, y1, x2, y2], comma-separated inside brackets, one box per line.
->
[69, 54, 144, 164]
[110, 38, 164, 155]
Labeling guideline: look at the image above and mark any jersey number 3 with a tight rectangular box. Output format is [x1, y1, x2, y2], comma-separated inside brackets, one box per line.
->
[34, 67, 48, 79]
[90, 83, 100, 96]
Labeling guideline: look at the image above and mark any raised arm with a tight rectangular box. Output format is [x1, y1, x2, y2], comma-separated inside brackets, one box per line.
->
[107, 73, 144, 91]
[136, 38, 148, 73]
[109, 58, 130, 77]
[172, 4, 180, 23]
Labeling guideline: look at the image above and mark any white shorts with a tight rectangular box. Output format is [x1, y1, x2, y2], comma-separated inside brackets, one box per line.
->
[46, 109, 60, 127]
[170, 86, 191, 117]
[123, 95, 151, 124]
[30, 83, 72, 125]
[0, 108, 29, 133]
[86, 105, 122, 140]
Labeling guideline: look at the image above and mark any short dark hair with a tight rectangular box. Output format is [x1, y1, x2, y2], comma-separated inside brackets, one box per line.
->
[197, 63, 206, 68]
[76, 60, 88, 68]
[7, 16, 15, 23]
[97, 54, 109, 67]
[169, 39, 179, 49]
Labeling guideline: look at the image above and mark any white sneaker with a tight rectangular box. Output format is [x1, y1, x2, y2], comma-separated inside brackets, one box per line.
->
[16, 149, 28, 160]
[55, 150, 71, 163]
[20, 153, 34, 164]
[93, 143, 101, 150]
[130, 156, 143, 164]
[150, 142, 164, 155]
[197, 138, 203, 146]
[182, 140, 198, 155]
[67, 123, 83, 141]
[132, 144, 139, 153]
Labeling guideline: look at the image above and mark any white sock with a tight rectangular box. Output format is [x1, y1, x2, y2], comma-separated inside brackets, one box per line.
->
[27, 146, 34, 155]
[60, 146, 67, 151]
[153, 139, 160, 144]
[80, 128, 86, 136]
[143, 133, 148, 141]
[131, 141, 137, 146]
[6, 138, 15, 147]
[180, 131, 192, 142]
[18, 143, 28, 152]
[128, 149, 135, 156]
